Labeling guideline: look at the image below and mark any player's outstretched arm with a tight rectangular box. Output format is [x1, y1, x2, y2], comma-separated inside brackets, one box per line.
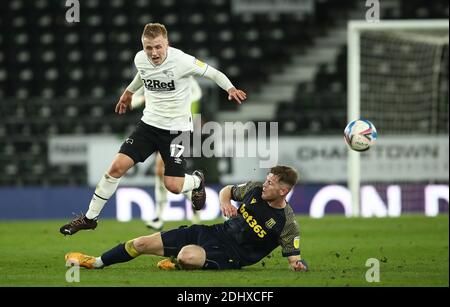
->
[115, 90, 133, 114]
[227, 87, 247, 105]
[116, 73, 144, 114]
[203, 66, 247, 105]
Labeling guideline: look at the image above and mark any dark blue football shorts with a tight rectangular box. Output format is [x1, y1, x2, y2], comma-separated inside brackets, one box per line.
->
[161, 224, 242, 270]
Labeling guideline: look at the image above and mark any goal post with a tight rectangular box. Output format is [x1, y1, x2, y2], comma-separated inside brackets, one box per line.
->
[347, 19, 449, 217]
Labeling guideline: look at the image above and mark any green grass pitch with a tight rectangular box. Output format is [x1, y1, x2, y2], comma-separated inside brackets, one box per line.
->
[0, 215, 447, 287]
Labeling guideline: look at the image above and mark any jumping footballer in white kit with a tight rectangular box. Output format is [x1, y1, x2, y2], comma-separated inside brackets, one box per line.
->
[60, 23, 247, 235]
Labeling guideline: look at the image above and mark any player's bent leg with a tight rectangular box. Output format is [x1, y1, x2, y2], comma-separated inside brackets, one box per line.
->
[132, 233, 165, 256]
[164, 176, 184, 194]
[164, 171, 206, 211]
[155, 153, 165, 177]
[176, 245, 206, 270]
[60, 154, 135, 236]
[107, 153, 135, 178]
[159, 146, 206, 210]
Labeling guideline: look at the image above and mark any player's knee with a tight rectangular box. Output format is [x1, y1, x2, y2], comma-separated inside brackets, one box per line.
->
[107, 155, 134, 178]
[165, 182, 182, 194]
[108, 163, 127, 178]
[177, 245, 205, 269]
[132, 237, 148, 253]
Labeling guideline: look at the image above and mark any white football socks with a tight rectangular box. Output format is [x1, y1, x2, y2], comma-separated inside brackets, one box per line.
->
[86, 173, 120, 220]
[154, 175, 167, 219]
[191, 210, 200, 224]
[182, 190, 192, 201]
[94, 257, 104, 268]
[181, 173, 200, 193]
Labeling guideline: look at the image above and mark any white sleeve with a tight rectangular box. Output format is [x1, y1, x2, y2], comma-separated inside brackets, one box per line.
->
[178, 52, 209, 77]
[126, 72, 144, 93]
[178, 49, 233, 92]
[202, 65, 234, 92]
[131, 86, 145, 110]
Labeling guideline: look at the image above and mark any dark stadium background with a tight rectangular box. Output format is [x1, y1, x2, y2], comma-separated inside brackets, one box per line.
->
[0, 0, 448, 287]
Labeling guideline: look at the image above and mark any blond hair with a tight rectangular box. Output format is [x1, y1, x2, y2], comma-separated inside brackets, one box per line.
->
[269, 166, 298, 188]
[142, 23, 168, 40]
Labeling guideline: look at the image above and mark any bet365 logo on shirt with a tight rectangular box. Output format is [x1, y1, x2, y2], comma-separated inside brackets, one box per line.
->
[143, 79, 175, 91]
[239, 204, 267, 238]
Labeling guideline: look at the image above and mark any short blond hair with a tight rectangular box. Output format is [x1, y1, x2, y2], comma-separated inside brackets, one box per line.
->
[269, 166, 298, 188]
[142, 23, 168, 40]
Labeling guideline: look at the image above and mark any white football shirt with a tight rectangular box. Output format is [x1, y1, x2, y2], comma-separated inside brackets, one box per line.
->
[134, 47, 209, 131]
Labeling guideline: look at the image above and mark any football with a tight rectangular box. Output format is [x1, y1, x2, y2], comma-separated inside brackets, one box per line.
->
[344, 119, 377, 152]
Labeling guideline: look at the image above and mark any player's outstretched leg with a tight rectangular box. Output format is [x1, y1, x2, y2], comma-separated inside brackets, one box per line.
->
[60, 213, 98, 236]
[60, 154, 133, 235]
[165, 170, 206, 211]
[65, 252, 99, 269]
[64, 233, 165, 270]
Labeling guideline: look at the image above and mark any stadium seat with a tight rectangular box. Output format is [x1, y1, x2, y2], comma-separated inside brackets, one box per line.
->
[1, 0, 447, 185]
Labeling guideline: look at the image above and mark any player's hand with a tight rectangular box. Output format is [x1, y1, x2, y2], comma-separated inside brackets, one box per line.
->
[221, 203, 238, 218]
[291, 259, 309, 272]
[227, 87, 247, 105]
[115, 91, 133, 114]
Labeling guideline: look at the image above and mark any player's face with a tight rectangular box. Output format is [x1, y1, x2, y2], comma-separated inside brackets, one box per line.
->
[142, 35, 169, 65]
[262, 173, 285, 201]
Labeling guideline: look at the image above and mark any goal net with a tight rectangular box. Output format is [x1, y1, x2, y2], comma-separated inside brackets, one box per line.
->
[347, 20, 449, 216]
